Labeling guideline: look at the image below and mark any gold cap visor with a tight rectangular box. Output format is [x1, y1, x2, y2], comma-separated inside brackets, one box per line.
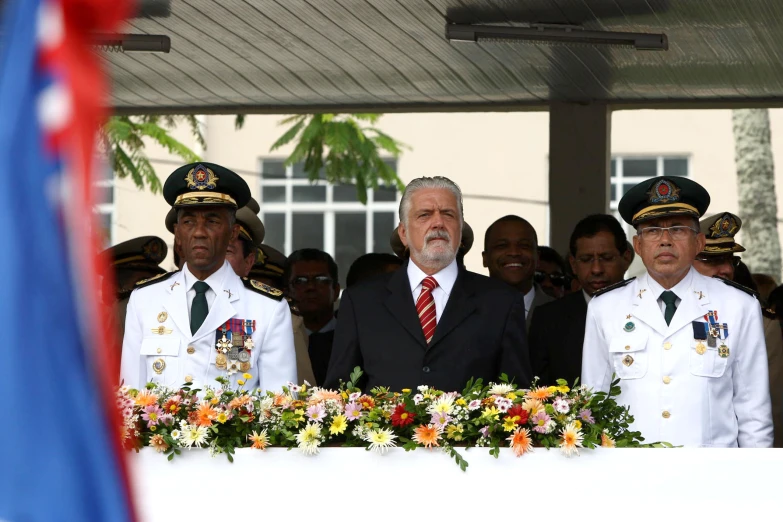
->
[632, 203, 700, 225]
[174, 192, 237, 208]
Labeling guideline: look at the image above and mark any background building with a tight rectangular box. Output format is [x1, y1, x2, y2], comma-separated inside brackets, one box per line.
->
[102, 108, 783, 283]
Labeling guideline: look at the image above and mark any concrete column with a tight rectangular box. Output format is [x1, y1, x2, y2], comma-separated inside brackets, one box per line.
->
[548, 102, 611, 255]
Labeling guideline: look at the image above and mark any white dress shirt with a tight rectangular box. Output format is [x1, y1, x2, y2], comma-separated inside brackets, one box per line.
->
[182, 261, 227, 320]
[407, 259, 458, 322]
[583, 289, 592, 304]
[523, 286, 535, 319]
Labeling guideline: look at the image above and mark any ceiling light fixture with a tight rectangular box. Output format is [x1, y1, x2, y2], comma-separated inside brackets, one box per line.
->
[93, 34, 171, 53]
[446, 23, 667, 51]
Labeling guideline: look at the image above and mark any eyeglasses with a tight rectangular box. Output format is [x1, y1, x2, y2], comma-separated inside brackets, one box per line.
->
[534, 271, 567, 287]
[637, 226, 697, 241]
[694, 256, 741, 268]
[574, 253, 619, 265]
[290, 275, 334, 287]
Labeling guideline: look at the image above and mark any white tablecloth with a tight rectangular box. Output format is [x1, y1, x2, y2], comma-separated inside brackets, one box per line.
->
[129, 447, 783, 521]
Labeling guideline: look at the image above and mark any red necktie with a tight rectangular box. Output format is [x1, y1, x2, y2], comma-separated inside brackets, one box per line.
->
[416, 276, 439, 344]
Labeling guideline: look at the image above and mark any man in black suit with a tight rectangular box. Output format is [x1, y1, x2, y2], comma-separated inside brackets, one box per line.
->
[324, 176, 531, 392]
[528, 214, 631, 386]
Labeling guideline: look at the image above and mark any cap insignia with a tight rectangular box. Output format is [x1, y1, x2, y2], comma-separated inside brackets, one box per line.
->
[709, 214, 738, 239]
[256, 247, 267, 265]
[647, 179, 680, 204]
[185, 164, 219, 191]
[142, 239, 165, 263]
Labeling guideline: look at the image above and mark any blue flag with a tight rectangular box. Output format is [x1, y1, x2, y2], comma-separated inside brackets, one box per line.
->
[0, 0, 134, 519]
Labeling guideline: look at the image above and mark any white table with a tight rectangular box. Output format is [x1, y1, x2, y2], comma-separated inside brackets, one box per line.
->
[129, 447, 783, 521]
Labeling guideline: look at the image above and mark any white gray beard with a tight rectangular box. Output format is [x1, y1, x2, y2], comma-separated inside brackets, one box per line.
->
[411, 241, 457, 272]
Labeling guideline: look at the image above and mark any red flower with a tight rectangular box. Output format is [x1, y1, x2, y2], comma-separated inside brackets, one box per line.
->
[390, 404, 416, 427]
[506, 404, 529, 425]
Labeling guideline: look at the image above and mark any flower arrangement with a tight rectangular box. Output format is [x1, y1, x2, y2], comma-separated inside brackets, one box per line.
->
[119, 368, 647, 470]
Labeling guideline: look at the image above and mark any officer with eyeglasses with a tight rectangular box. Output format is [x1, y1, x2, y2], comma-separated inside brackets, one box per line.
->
[692, 212, 783, 447]
[582, 176, 773, 447]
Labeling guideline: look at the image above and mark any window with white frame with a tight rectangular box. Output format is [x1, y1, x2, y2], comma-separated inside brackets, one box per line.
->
[610, 155, 689, 235]
[258, 158, 400, 288]
[94, 164, 115, 248]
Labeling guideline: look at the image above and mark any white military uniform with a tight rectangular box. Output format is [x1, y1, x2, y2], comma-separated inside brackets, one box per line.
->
[121, 260, 297, 392]
[582, 267, 773, 447]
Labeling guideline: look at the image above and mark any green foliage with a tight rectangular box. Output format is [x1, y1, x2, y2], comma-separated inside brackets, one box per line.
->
[102, 115, 203, 194]
[270, 114, 408, 204]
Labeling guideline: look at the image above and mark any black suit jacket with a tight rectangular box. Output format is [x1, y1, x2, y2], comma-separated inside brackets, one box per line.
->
[324, 262, 531, 392]
[528, 291, 588, 386]
[308, 330, 334, 386]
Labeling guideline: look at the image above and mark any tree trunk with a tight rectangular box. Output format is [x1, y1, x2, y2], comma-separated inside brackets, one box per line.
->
[732, 108, 782, 280]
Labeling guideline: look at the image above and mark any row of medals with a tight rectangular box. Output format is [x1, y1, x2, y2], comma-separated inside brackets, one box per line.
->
[620, 320, 729, 368]
[216, 331, 253, 372]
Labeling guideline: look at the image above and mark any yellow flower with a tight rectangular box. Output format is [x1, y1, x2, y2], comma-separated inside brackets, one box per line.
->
[446, 424, 464, 441]
[242, 373, 252, 380]
[237, 380, 245, 386]
[216, 412, 228, 424]
[210, 398, 219, 405]
[481, 406, 500, 421]
[547, 386, 558, 394]
[506, 392, 517, 400]
[574, 420, 582, 430]
[365, 422, 374, 429]
[557, 385, 570, 394]
[301, 384, 307, 393]
[456, 398, 467, 406]
[293, 408, 305, 423]
[402, 388, 411, 394]
[150, 425, 157, 432]
[329, 415, 348, 435]
[502, 417, 518, 432]
[341, 391, 348, 400]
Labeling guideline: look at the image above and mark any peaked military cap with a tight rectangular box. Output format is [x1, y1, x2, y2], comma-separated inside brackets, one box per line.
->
[390, 222, 474, 258]
[100, 236, 167, 274]
[699, 212, 746, 255]
[249, 244, 289, 284]
[163, 162, 251, 209]
[236, 197, 265, 246]
[618, 176, 710, 226]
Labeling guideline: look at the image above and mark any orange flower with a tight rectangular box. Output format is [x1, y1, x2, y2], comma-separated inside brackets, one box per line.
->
[228, 395, 251, 410]
[601, 432, 616, 448]
[273, 394, 290, 407]
[162, 398, 181, 415]
[134, 390, 158, 407]
[412, 424, 441, 449]
[309, 389, 343, 405]
[249, 430, 269, 450]
[149, 434, 169, 453]
[358, 395, 375, 410]
[195, 401, 218, 427]
[525, 387, 552, 400]
[507, 427, 533, 457]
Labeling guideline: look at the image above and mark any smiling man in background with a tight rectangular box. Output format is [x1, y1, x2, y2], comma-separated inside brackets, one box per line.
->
[482, 215, 553, 331]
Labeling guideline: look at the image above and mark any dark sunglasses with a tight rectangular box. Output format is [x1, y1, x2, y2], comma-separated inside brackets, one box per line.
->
[290, 275, 334, 287]
[694, 256, 741, 268]
[534, 271, 566, 287]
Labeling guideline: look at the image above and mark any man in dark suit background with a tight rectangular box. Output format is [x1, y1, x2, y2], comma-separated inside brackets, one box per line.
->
[529, 214, 631, 386]
[324, 176, 531, 392]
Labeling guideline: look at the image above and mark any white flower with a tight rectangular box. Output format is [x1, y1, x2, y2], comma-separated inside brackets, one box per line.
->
[427, 395, 455, 415]
[349, 392, 361, 401]
[180, 425, 209, 448]
[417, 385, 430, 393]
[170, 429, 181, 439]
[553, 397, 570, 414]
[413, 394, 424, 405]
[290, 384, 301, 393]
[364, 428, 397, 454]
[296, 423, 322, 455]
[488, 383, 514, 396]
[468, 399, 482, 411]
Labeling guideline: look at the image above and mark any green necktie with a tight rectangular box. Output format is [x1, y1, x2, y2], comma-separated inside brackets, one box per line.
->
[190, 281, 210, 334]
[660, 290, 678, 326]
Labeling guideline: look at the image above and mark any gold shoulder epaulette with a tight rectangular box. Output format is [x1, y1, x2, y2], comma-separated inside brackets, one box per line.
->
[592, 277, 636, 299]
[242, 277, 284, 301]
[134, 271, 178, 289]
[713, 276, 759, 299]
[762, 307, 776, 319]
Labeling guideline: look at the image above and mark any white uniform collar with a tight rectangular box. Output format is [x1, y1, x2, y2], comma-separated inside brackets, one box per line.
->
[407, 258, 458, 297]
[183, 260, 231, 293]
[645, 267, 695, 301]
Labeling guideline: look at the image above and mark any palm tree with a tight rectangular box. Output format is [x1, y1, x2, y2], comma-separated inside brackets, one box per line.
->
[732, 108, 782, 280]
